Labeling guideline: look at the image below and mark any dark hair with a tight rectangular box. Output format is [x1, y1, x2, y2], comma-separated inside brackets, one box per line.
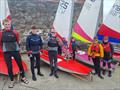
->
[93, 36, 98, 40]
[31, 25, 37, 29]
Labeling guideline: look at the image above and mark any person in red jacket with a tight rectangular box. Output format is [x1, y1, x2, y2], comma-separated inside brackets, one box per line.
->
[0, 19, 29, 88]
[102, 36, 114, 77]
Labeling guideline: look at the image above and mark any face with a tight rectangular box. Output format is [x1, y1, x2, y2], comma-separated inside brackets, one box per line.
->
[51, 32, 56, 37]
[103, 37, 108, 43]
[72, 38, 75, 42]
[31, 29, 37, 34]
[3, 21, 11, 30]
[93, 39, 98, 44]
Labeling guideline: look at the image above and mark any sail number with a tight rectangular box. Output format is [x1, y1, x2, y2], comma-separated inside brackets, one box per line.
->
[60, 0, 69, 14]
[110, 4, 120, 18]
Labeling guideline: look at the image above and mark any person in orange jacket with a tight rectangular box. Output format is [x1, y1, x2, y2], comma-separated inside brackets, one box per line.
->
[88, 37, 104, 79]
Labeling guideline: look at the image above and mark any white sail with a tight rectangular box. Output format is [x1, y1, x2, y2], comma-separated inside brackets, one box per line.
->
[98, 0, 120, 43]
[72, 0, 103, 43]
[53, 0, 74, 43]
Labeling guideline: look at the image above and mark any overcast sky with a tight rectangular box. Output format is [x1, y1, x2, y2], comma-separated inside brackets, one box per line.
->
[104, 0, 116, 19]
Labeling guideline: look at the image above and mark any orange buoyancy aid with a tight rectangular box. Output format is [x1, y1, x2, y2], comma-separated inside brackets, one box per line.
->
[102, 43, 111, 53]
[88, 43, 104, 58]
[91, 44, 100, 53]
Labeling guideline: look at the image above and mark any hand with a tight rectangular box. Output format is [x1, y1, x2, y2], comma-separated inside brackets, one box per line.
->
[100, 57, 104, 61]
[27, 51, 32, 54]
[88, 56, 91, 61]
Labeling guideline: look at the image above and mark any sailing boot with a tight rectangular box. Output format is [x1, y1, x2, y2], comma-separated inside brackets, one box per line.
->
[54, 73, 59, 78]
[54, 68, 59, 78]
[32, 75, 37, 81]
[102, 69, 106, 76]
[98, 75, 104, 79]
[8, 80, 15, 88]
[37, 70, 44, 76]
[108, 71, 112, 77]
[49, 68, 54, 76]
[37, 67, 44, 76]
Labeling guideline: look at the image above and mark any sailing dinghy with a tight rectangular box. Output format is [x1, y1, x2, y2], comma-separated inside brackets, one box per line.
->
[40, 0, 92, 75]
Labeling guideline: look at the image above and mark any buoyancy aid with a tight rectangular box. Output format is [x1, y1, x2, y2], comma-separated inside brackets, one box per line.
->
[91, 44, 100, 53]
[102, 43, 111, 53]
[88, 43, 104, 58]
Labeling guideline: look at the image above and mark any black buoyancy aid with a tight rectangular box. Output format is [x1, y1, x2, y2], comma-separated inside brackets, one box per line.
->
[2, 31, 17, 42]
[1, 31, 19, 52]
[48, 37, 58, 47]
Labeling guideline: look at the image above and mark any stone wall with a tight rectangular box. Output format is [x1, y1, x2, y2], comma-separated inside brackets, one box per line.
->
[8, 0, 83, 52]
[8, 0, 83, 35]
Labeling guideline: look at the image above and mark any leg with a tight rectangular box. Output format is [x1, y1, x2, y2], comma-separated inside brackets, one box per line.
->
[12, 52, 25, 78]
[48, 51, 54, 76]
[53, 51, 59, 78]
[35, 53, 44, 76]
[73, 50, 76, 60]
[4, 52, 14, 81]
[29, 55, 35, 76]
[96, 57, 104, 79]
[96, 57, 101, 76]
[29, 54, 37, 81]
[13, 52, 29, 83]
[108, 62, 112, 77]
[102, 61, 106, 75]
[53, 51, 58, 74]
[4, 52, 15, 88]
[92, 58, 98, 74]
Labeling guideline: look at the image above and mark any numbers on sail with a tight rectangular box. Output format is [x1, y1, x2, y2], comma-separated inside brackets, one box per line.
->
[59, 0, 69, 14]
[85, 2, 92, 10]
[110, 4, 120, 18]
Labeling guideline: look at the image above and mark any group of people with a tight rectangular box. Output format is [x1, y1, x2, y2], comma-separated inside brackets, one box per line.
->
[0, 18, 61, 88]
[88, 36, 114, 79]
[0, 18, 115, 88]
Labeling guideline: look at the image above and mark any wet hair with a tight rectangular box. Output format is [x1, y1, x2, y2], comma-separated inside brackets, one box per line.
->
[2, 18, 10, 25]
[31, 25, 37, 29]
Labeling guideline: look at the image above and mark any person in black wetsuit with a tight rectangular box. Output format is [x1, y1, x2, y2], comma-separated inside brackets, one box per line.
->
[48, 31, 59, 78]
[0, 19, 29, 88]
[26, 25, 44, 81]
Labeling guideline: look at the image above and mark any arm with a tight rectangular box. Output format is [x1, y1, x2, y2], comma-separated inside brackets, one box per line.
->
[26, 36, 30, 51]
[88, 45, 92, 56]
[99, 44, 104, 58]
[110, 43, 114, 55]
[39, 36, 43, 49]
[13, 30, 20, 44]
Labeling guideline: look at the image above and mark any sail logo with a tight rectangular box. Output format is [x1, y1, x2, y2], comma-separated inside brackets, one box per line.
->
[59, 0, 69, 14]
[110, 4, 120, 18]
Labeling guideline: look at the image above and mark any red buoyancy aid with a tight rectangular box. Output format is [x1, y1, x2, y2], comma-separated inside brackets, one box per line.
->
[91, 44, 100, 53]
[102, 43, 111, 53]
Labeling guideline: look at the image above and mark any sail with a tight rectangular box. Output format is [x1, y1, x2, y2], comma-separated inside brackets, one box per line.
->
[98, 0, 120, 43]
[53, 0, 74, 43]
[72, 0, 103, 43]
[0, 0, 11, 29]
